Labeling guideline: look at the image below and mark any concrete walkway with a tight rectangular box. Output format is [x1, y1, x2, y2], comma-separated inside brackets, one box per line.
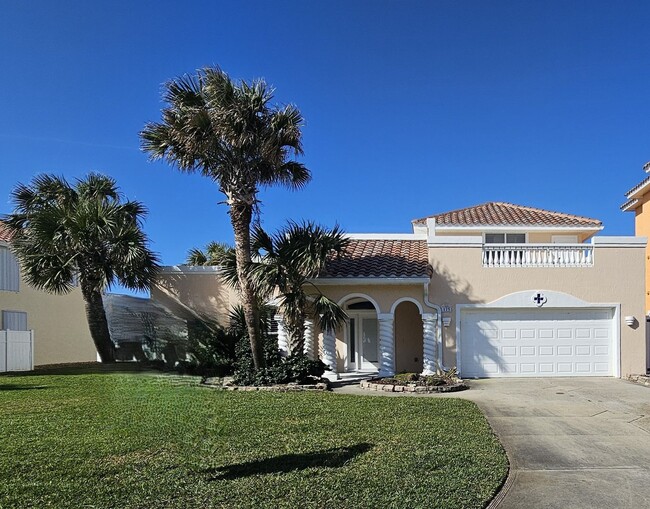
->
[334, 377, 650, 508]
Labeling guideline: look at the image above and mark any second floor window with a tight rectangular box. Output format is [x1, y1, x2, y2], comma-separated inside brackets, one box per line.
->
[485, 233, 526, 244]
[0, 246, 19, 292]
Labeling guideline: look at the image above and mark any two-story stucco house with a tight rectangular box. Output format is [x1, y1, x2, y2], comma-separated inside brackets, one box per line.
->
[0, 224, 96, 370]
[153, 202, 647, 379]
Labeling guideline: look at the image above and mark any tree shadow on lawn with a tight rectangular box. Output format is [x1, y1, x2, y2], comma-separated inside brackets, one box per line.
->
[205, 443, 374, 480]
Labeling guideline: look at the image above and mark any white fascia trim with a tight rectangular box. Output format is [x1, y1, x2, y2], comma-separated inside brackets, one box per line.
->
[428, 236, 483, 247]
[434, 225, 604, 232]
[313, 277, 430, 285]
[592, 236, 647, 247]
[346, 233, 427, 240]
[158, 265, 223, 275]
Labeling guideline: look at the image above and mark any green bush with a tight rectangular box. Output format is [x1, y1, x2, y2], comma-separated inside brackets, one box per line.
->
[182, 319, 237, 378]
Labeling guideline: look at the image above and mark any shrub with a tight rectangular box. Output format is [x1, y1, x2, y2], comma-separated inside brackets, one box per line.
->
[183, 319, 237, 378]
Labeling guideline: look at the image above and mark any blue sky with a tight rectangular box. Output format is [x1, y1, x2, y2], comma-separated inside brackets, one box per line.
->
[1, 1, 649, 274]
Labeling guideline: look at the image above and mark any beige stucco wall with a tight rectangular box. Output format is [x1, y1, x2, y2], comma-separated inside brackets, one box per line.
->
[428, 244, 646, 376]
[634, 193, 650, 312]
[0, 283, 95, 366]
[151, 269, 240, 327]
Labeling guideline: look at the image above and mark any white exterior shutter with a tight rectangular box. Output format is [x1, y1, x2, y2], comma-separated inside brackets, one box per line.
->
[0, 247, 20, 292]
[2, 310, 28, 331]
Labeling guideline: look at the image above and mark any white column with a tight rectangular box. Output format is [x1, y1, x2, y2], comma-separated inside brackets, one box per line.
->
[275, 314, 289, 358]
[421, 312, 438, 375]
[377, 313, 395, 377]
[321, 328, 338, 379]
[304, 320, 316, 359]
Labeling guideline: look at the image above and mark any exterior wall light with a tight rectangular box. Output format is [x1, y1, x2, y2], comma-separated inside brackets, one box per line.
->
[442, 316, 452, 327]
[625, 316, 637, 327]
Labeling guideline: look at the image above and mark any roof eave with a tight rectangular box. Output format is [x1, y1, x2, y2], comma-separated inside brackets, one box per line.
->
[624, 177, 650, 199]
[620, 198, 639, 212]
[158, 265, 223, 275]
[433, 225, 604, 232]
[312, 277, 430, 285]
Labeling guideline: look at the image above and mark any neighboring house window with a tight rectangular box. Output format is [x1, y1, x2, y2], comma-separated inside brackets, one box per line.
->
[2, 310, 28, 331]
[0, 246, 20, 292]
[485, 233, 526, 244]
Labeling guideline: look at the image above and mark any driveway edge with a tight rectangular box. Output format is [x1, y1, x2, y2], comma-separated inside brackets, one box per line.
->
[485, 461, 514, 509]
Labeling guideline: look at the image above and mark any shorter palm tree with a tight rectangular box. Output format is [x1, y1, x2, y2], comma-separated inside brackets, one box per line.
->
[219, 221, 350, 355]
[186, 241, 233, 266]
[2, 174, 159, 363]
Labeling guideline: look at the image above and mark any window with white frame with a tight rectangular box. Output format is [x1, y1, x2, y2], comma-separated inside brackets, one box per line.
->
[0, 246, 20, 292]
[485, 233, 526, 244]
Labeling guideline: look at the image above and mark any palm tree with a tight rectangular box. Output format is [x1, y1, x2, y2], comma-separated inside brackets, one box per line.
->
[140, 67, 310, 370]
[186, 241, 233, 266]
[219, 221, 350, 355]
[2, 174, 159, 363]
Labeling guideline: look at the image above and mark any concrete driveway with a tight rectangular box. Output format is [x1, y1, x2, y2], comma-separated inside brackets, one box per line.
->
[453, 378, 650, 508]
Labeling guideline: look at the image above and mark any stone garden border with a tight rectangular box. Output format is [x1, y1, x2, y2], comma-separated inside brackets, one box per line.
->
[202, 378, 330, 392]
[360, 380, 468, 393]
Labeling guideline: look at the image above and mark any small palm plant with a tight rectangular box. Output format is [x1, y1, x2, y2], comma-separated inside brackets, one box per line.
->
[186, 241, 233, 266]
[218, 221, 350, 355]
[2, 174, 159, 362]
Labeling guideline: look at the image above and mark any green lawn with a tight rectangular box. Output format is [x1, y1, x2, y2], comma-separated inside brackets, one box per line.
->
[0, 370, 507, 508]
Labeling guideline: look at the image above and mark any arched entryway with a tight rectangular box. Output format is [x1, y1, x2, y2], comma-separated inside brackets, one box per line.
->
[394, 300, 424, 373]
[342, 297, 380, 372]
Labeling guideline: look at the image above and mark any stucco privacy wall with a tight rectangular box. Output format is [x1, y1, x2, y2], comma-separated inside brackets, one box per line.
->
[428, 243, 646, 376]
[152, 267, 240, 327]
[0, 285, 95, 366]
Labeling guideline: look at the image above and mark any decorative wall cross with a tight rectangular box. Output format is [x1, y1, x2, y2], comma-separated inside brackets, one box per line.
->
[532, 292, 547, 307]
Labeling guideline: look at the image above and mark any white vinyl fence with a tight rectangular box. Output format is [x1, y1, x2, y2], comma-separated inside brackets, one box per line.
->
[0, 330, 34, 372]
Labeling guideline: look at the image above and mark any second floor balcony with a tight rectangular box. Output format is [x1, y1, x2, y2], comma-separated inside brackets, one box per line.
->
[482, 244, 594, 268]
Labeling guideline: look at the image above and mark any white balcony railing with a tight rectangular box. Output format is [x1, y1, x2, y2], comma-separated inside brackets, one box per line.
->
[482, 244, 594, 268]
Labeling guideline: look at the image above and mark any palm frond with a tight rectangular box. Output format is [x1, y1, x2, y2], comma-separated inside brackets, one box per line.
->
[312, 294, 348, 333]
[4, 173, 159, 295]
[186, 248, 208, 266]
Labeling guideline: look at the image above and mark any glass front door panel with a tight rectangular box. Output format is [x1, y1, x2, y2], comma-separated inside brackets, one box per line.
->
[361, 318, 379, 366]
[349, 318, 356, 366]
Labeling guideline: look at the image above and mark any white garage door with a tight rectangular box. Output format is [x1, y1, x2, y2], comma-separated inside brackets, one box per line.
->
[459, 308, 615, 378]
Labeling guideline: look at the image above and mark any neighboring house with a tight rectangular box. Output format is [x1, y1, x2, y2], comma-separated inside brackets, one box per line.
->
[0, 224, 96, 368]
[621, 161, 650, 313]
[153, 202, 647, 379]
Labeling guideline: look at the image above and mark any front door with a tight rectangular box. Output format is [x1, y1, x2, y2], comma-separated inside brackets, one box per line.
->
[348, 313, 379, 371]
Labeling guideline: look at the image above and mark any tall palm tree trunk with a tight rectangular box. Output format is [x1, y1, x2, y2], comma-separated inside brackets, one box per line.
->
[80, 282, 115, 363]
[230, 200, 264, 370]
[285, 309, 307, 356]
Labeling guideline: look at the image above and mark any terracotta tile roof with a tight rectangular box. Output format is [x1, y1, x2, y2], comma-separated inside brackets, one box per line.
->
[0, 223, 12, 243]
[320, 239, 431, 279]
[412, 202, 602, 228]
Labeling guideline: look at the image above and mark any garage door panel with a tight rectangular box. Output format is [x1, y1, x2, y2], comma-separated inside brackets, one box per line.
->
[460, 308, 615, 378]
